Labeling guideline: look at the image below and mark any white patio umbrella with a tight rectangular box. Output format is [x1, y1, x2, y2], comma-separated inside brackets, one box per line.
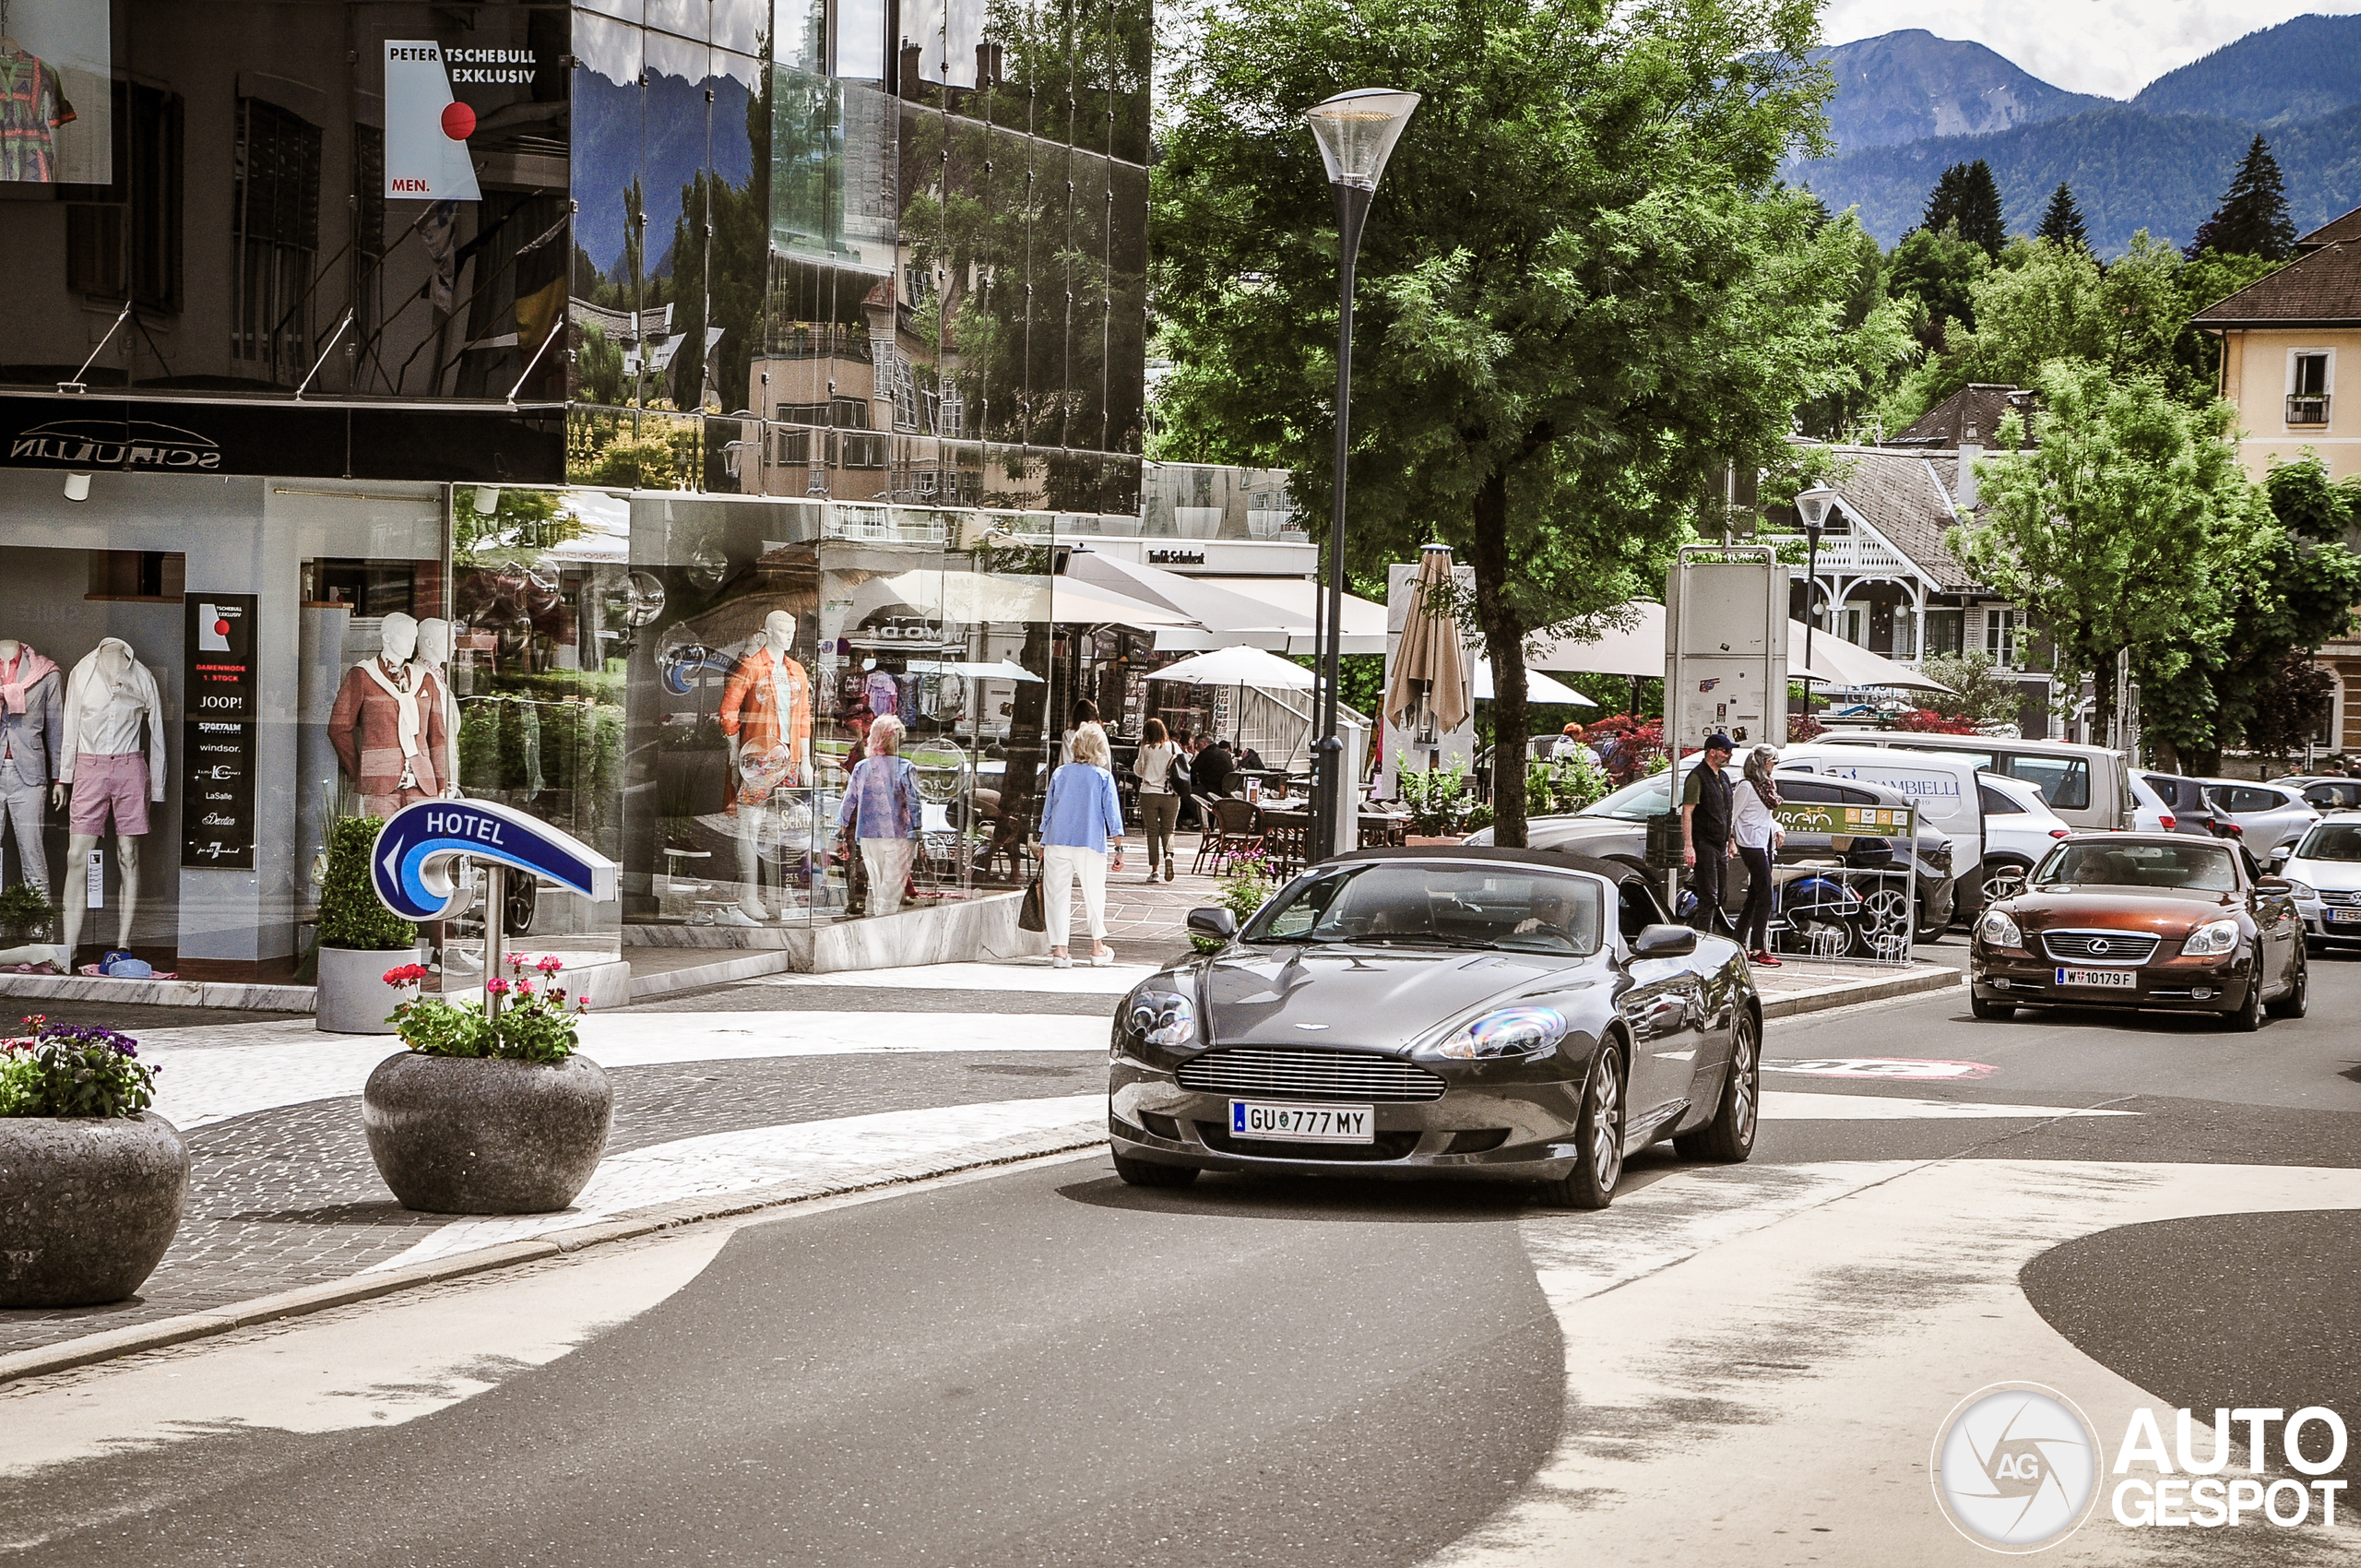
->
[1146, 645, 1316, 753]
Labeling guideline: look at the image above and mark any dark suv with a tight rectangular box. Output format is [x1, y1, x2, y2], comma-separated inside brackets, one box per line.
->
[2140, 773, 2241, 839]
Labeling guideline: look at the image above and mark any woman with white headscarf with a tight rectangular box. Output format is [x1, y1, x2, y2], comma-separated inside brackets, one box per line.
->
[1733, 744, 1786, 966]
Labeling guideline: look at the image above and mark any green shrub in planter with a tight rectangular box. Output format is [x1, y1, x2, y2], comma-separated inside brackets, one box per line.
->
[320, 815, 416, 952]
[0, 882, 54, 943]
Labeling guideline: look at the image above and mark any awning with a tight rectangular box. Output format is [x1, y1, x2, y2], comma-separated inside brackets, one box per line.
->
[1472, 661, 1595, 706]
[1062, 552, 1299, 643]
[1525, 600, 1952, 693]
[860, 570, 1192, 630]
[1193, 576, 1389, 655]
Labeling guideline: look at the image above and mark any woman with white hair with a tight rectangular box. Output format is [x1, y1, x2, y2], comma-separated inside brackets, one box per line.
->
[1038, 719, 1125, 967]
[1733, 743, 1786, 966]
[837, 713, 923, 919]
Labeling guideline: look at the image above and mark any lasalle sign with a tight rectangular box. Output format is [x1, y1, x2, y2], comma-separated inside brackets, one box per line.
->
[371, 797, 617, 921]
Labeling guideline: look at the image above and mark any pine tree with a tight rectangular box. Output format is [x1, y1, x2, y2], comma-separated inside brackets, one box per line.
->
[2186, 136, 2296, 261]
[1921, 160, 2005, 259]
[2035, 183, 2089, 251]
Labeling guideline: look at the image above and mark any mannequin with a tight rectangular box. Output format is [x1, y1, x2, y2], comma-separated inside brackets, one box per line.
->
[56, 639, 166, 968]
[0, 637, 64, 900]
[412, 617, 462, 793]
[327, 612, 452, 817]
[717, 610, 813, 922]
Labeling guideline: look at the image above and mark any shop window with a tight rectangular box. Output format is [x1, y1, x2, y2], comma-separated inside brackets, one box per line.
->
[311, 560, 415, 618]
[841, 432, 888, 469]
[86, 552, 186, 602]
[231, 97, 325, 383]
[65, 82, 184, 315]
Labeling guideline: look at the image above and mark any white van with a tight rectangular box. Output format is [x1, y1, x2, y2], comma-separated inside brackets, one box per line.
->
[1808, 733, 2135, 832]
[1780, 742, 1985, 917]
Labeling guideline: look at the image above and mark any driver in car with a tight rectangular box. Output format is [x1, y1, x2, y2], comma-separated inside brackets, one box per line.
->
[1513, 884, 1579, 940]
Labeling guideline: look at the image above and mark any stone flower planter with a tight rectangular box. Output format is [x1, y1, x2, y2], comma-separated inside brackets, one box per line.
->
[316, 944, 423, 1035]
[362, 1054, 612, 1215]
[0, 1112, 189, 1307]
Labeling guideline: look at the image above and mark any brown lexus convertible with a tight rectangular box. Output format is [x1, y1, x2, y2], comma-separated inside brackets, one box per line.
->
[1968, 834, 2308, 1030]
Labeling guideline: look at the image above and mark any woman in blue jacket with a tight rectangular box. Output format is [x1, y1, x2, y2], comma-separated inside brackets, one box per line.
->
[1040, 721, 1126, 968]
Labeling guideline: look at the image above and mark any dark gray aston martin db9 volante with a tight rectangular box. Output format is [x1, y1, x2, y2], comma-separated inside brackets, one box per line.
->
[1107, 848, 1762, 1208]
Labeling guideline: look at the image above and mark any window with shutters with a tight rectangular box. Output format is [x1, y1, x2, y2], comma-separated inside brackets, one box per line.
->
[231, 98, 324, 383]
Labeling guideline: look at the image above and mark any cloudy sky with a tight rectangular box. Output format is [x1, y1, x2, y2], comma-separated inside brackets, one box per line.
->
[1820, 0, 2361, 99]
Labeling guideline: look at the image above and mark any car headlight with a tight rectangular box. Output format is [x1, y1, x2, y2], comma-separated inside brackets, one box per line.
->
[2284, 878, 2318, 900]
[2182, 919, 2240, 957]
[1119, 989, 1196, 1054]
[1422, 1006, 1567, 1062]
[1977, 909, 2022, 948]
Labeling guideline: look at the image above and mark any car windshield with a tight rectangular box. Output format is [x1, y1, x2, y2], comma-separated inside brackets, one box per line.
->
[2033, 840, 2236, 891]
[2296, 823, 2361, 862]
[1242, 864, 1606, 955]
[1583, 773, 1676, 820]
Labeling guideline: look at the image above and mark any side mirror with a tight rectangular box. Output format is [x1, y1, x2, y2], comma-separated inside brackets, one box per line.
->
[1632, 922, 1698, 958]
[1187, 907, 1239, 942]
[2256, 875, 2291, 892]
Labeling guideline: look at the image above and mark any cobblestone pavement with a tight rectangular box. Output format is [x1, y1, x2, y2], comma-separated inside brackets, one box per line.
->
[0, 1047, 1107, 1358]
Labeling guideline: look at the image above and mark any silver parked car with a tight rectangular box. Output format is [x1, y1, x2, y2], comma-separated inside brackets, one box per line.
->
[2200, 779, 2321, 856]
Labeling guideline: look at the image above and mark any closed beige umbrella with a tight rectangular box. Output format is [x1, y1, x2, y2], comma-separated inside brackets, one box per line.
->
[1385, 544, 1472, 742]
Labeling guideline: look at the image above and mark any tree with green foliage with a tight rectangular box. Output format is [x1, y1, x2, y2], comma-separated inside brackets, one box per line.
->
[1152, 0, 1907, 846]
[2035, 183, 2089, 251]
[1952, 361, 2276, 742]
[1916, 651, 2023, 727]
[1921, 160, 2005, 258]
[1883, 220, 1987, 355]
[2138, 456, 2361, 773]
[2185, 135, 2296, 262]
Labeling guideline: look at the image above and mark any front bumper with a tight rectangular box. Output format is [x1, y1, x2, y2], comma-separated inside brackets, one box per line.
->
[1107, 1056, 1594, 1182]
[1969, 945, 2254, 1011]
[2296, 901, 2361, 944]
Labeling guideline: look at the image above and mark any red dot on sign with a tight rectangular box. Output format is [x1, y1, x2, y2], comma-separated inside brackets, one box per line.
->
[441, 101, 476, 141]
[213, 619, 230, 637]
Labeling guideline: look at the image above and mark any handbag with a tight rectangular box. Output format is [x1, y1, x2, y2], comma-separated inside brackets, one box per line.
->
[1017, 867, 1046, 932]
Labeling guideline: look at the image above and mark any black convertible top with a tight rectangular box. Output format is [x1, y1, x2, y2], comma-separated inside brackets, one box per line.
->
[1330, 844, 1640, 885]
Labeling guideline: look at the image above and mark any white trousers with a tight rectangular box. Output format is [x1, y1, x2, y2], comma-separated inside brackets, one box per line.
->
[860, 837, 917, 919]
[1041, 843, 1108, 945]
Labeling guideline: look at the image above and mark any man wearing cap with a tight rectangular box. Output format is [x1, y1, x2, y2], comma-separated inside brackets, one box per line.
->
[1680, 733, 1737, 934]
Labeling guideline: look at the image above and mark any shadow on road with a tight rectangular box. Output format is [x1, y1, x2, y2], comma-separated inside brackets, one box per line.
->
[1058, 1170, 1537, 1223]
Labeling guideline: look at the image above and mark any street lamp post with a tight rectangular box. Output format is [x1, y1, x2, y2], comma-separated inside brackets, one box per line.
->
[1793, 487, 1838, 730]
[1303, 87, 1418, 859]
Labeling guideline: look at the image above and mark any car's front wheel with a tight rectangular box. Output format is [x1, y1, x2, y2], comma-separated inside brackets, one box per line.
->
[1970, 993, 2015, 1021]
[1112, 1152, 1200, 1188]
[2221, 976, 2263, 1032]
[1675, 1012, 1758, 1163]
[1540, 1046, 1625, 1209]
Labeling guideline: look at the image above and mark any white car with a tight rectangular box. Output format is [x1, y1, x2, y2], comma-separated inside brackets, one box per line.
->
[2281, 814, 2361, 950]
[2128, 771, 2177, 834]
[2200, 778, 2321, 856]
[1973, 772, 2073, 902]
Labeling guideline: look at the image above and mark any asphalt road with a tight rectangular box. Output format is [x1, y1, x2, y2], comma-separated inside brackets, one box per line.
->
[5, 952, 2357, 1565]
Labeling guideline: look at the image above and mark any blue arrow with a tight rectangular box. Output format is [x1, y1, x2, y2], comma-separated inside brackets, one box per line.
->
[370, 799, 619, 921]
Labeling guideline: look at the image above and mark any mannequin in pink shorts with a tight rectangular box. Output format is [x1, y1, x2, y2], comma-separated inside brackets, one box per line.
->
[55, 638, 166, 968]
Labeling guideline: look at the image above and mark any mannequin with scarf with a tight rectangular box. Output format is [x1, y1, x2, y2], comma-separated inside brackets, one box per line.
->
[56, 638, 166, 966]
[413, 617, 461, 793]
[0, 637, 62, 899]
[327, 612, 453, 818]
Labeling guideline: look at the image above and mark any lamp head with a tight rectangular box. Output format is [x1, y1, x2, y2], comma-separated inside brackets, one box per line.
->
[1303, 88, 1420, 191]
[1794, 486, 1839, 539]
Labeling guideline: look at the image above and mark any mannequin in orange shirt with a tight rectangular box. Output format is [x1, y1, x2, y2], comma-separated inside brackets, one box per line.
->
[717, 610, 813, 923]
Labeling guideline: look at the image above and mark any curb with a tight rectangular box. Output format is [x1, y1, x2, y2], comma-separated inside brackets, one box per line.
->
[0, 1126, 1108, 1389]
[1759, 964, 1961, 1019]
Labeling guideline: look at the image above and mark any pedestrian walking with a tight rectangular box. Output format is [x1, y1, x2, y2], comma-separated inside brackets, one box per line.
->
[1680, 732, 1737, 936]
[836, 714, 922, 920]
[1133, 717, 1182, 882]
[1058, 698, 1098, 764]
[1041, 720, 1125, 968]
[1733, 744, 1786, 966]
[1168, 728, 1203, 831]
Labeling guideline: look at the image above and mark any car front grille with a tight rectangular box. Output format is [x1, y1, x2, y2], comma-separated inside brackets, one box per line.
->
[2041, 930, 2161, 964]
[1176, 1047, 1448, 1103]
[1194, 1121, 1424, 1160]
[2322, 890, 2361, 908]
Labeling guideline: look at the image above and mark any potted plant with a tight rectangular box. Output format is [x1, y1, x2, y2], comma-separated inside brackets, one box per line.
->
[363, 955, 611, 1214]
[1396, 757, 1474, 842]
[315, 815, 421, 1035]
[1192, 851, 1275, 953]
[0, 1016, 185, 1307]
[0, 882, 54, 944]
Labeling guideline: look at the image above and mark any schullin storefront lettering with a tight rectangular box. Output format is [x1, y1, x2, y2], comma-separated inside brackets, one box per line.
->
[8, 420, 220, 469]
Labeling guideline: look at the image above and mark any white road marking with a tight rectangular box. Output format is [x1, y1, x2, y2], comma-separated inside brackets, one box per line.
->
[1761, 1092, 2136, 1120]
[366, 1094, 1106, 1272]
[139, 1013, 1109, 1130]
[1766, 1056, 1998, 1080]
[753, 960, 1157, 993]
[1426, 1160, 2361, 1568]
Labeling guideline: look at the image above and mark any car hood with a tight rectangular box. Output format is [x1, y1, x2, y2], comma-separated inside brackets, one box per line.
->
[2285, 858, 2361, 890]
[1197, 945, 1601, 1053]
[2006, 887, 2236, 935]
